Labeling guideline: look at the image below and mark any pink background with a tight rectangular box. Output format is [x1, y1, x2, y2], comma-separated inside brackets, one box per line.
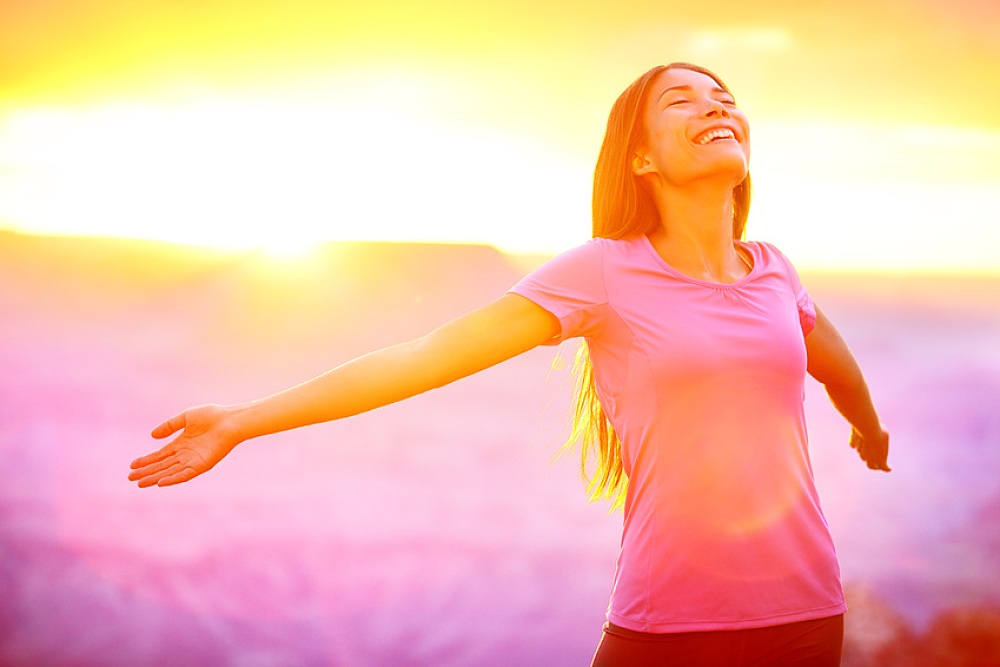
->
[2, 233, 999, 665]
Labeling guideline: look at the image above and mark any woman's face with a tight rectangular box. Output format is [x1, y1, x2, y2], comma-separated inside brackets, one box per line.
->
[634, 67, 750, 188]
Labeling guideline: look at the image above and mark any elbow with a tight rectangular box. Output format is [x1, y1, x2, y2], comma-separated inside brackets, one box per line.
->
[808, 357, 865, 394]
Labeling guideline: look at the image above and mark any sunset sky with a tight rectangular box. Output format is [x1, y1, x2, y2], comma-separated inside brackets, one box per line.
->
[1, 0, 998, 272]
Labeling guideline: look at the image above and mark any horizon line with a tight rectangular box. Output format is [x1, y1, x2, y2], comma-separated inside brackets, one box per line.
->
[2, 227, 997, 279]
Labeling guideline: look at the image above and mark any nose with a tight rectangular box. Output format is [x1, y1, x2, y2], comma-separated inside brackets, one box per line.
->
[703, 98, 730, 118]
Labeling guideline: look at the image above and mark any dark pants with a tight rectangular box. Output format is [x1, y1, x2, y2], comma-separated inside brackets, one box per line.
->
[591, 614, 844, 667]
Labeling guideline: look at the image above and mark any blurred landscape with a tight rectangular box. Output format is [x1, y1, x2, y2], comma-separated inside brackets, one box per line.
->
[1, 231, 999, 666]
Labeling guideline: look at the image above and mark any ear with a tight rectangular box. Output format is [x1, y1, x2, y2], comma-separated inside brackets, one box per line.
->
[631, 151, 656, 176]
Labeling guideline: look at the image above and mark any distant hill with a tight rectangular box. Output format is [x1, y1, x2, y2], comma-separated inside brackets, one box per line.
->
[0, 231, 540, 357]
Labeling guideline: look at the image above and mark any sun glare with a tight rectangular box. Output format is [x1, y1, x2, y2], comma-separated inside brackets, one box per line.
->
[0, 76, 588, 257]
[1, 72, 998, 272]
[258, 234, 320, 261]
[749, 121, 1000, 274]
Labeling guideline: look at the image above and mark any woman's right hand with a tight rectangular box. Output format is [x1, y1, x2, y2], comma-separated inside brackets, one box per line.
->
[126, 293, 559, 489]
[128, 404, 244, 488]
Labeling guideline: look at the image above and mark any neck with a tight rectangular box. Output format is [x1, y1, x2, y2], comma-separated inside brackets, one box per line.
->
[646, 178, 747, 283]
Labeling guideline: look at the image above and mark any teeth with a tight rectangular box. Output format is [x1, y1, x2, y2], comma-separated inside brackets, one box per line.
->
[696, 128, 736, 145]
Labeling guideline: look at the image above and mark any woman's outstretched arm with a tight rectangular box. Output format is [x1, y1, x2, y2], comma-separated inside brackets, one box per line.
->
[128, 293, 560, 488]
[805, 305, 891, 472]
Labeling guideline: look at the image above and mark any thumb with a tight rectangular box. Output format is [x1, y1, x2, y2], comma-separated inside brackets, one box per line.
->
[151, 412, 187, 439]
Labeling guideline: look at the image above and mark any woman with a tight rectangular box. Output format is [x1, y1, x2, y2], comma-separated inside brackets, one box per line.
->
[129, 63, 890, 666]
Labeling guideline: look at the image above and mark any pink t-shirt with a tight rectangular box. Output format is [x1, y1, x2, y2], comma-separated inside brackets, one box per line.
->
[509, 235, 846, 633]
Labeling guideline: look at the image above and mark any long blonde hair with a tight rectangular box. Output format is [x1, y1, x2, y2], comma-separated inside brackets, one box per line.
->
[566, 63, 752, 510]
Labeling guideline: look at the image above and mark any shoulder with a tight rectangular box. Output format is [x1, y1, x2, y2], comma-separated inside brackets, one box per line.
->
[561, 235, 637, 256]
[538, 237, 607, 274]
[743, 240, 802, 276]
[744, 240, 788, 262]
[744, 241, 813, 319]
[577, 235, 651, 269]
[529, 236, 641, 275]
[511, 236, 654, 306]
[512, 238, 605, 296]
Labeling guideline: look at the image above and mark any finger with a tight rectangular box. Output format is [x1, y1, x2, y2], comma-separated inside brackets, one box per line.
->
[868, 441, 891, 472]
[151, 412, 188, 439]
[157, 465, 198, 487]
[135, 474, 162, 489]
[134, 462, 187, 488]
[128, 455, 177, 480]
[864, 452, 891, 472]
[129, 445, 173, 470]
[878, 435, 891, 472]
[128, 449, 167, 470]
[849, 431, 862, 451]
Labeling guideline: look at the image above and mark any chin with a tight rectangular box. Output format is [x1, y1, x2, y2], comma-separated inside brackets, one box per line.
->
[701, 158, 749, 186]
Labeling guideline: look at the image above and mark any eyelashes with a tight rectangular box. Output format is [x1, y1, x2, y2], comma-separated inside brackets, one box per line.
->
[664, 97, 737, 108]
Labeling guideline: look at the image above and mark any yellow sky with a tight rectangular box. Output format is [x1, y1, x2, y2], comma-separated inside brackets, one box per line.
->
[1, 0, 998, 272]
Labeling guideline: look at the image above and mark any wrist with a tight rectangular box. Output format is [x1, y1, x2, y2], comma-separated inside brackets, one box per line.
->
[853, 423, 887, 441]
[221, 402, 257, 445]
[225, 397, 289, 442]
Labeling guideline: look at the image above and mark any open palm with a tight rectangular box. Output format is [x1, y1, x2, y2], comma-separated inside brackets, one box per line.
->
[128, 404, 242, 487]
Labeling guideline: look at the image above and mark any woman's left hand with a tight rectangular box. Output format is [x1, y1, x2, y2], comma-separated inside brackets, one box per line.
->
[849, 427, 891, 472]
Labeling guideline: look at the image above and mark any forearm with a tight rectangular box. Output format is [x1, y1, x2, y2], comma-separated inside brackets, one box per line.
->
[806, 306, 890, 470]
[806, 305, 885, 437]
[821, 371, 884, 438]
[229, 335, 469, 441]
[227, 294, 556, 444]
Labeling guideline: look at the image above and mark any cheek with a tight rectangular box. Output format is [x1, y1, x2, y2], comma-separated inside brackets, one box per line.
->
[647, 123, 693, 161]
[737, 114, 751, 142]
[735, 115, 751, 160]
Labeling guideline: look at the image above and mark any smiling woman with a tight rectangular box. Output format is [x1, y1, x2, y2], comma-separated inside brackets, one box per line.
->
[126, 63, 892, 667]
[0, 83, 585, 255]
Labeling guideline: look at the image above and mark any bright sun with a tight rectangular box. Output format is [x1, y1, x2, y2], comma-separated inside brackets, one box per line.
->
[3, 74, 998, 272]
[258, 234, 320, 261]
[0, 77, 588, 257]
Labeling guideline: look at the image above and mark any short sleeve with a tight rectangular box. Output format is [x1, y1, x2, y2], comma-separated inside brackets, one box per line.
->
[507, 239, 609, 344]
[795, 284, 817, 336]
[766, 242, 816, 336]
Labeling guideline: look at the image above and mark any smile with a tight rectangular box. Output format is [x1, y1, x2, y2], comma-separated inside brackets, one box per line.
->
[695, 128, 736, 145]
